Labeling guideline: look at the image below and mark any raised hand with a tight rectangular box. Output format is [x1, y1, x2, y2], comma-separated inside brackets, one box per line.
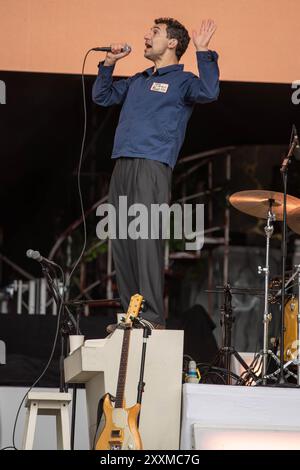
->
[192, 19, 217, 51]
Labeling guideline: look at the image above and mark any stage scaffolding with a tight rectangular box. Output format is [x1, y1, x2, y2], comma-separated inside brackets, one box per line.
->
[0, 147, 235, 318]
[46, 146, 235, 317]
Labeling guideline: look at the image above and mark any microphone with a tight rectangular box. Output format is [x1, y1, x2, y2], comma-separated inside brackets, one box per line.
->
[92, 44, 131, 53]
[281, 124, 300, 173]
[293, 125, 300, 161]
[26, 249, 58, 267]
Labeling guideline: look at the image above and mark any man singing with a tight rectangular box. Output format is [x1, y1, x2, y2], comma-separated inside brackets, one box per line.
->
[92, 18, 219, 331]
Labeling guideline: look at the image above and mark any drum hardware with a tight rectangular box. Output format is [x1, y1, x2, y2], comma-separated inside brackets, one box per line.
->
[205, 284, 261, 385]
[287, 207, 300, 235]
[256, 266, 300, 386]
[267, 265, 300, 385]
[206, 283, 280, 385]
[277, 130, 300, 386]
[272, 266, 300, 300]
[282, 294, 298, 361]
[256, 354, 298, 384]
[229, 186, 300, 386]
[229, 193, 277, 385]
[297, 266, 300, 385]
[258, 206, 276, 384]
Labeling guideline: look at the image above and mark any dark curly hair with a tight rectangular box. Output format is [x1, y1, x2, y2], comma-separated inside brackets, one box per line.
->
[154, 17, 190, 60]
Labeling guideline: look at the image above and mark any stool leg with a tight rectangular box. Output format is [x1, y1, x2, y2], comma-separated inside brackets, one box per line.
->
[56, 403, 70, 450]
[23, 402, 38, 450]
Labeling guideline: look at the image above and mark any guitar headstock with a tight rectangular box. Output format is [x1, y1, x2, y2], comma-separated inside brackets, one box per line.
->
[122, 294, 144, 327]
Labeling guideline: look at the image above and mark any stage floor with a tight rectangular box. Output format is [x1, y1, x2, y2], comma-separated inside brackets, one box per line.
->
[2, 382, 300, 450]
[181, 383, 300, 450]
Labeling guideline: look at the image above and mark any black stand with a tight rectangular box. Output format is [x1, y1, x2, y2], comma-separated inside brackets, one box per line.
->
[59, 308, 74, 393]
[133, 317, 152, 428]
[41, 264, 71, 391]
[70, 307, 81, 450]
[209, 284, 259, 385]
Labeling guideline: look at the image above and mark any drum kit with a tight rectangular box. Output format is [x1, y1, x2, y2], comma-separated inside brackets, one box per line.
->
[228, 189, 300, 386]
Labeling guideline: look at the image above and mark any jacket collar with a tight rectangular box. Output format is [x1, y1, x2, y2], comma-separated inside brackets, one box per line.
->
[143, 63, 184, 77]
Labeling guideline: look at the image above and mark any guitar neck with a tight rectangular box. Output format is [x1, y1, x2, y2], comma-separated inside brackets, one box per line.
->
[115, 328, 131, 408]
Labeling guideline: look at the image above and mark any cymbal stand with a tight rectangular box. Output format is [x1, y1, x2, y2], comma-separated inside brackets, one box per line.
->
[258, 205, 275, 385]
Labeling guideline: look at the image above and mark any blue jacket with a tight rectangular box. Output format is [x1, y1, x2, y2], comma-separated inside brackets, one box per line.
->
[92, 50, 220, 169]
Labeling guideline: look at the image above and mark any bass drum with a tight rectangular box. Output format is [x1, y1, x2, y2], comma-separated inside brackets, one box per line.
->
[284, 295, 299, 361]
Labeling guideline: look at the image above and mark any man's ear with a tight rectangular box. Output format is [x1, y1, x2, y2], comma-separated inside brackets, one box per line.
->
[168, 38, 178, 50]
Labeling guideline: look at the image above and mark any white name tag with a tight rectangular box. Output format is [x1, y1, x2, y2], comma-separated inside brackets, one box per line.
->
[150, 82, 169, 93]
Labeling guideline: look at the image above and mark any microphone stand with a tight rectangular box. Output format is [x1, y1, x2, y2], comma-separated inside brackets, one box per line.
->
[44, 268, 81, 448]
[278, 131, 300, 385]
[28, 252, 81, 447]
[41, 264, 73, 392]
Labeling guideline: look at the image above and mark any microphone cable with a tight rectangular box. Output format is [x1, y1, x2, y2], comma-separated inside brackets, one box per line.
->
[68, 48, 95, 283]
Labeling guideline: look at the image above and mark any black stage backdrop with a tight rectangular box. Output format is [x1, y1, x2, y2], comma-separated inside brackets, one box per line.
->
[0, 71, 299, 385]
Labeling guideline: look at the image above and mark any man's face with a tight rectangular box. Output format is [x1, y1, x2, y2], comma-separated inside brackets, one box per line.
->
[144, 23, 173, 61]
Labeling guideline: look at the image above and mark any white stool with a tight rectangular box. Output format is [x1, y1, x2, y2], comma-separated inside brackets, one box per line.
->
[22, 391, 72, 450]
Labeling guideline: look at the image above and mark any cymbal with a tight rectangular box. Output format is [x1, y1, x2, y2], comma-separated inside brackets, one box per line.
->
[288, 207, 300, 234]
[206, 286, 278, 295]
[229, 190, 300, 220]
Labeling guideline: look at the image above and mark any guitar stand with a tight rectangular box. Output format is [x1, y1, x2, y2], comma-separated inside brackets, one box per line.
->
[133, 317, 152, 428]
[69, 306, 82, 450]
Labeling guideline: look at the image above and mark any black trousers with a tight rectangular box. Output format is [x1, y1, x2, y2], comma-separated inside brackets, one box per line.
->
[108, 157, 172, 325]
